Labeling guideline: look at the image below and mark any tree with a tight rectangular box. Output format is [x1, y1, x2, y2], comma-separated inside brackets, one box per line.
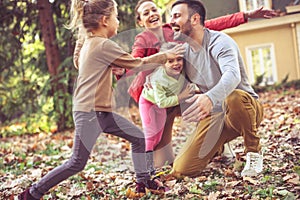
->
[0, 0, 76, 133]
[37, 0, 67, 131]
[0, 0, 170, 135]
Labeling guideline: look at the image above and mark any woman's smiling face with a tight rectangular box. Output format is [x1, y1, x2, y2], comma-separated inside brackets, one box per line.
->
[137, 1, 162, 30]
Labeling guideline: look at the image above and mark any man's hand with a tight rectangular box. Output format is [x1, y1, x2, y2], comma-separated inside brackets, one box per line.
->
[182, 94, 213, 123]
[245, 6, 279, 19]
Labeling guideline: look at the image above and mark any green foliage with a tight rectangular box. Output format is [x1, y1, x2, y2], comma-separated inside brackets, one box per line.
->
[202, 180, 219, 192]
[0, 0, 152, 136]
[154, 0, 173, 13]
[50, 57, 78, 130]
[253, 73, 300, 93]
[254, 72, 265, 86]
[294, 165, 300, 176]
[261, 175, 271, 183]
[189, 186, 203, 194]
[246, 185, 254, 195]
[0, 0, 71, 136]
[254, 186, 274, 198]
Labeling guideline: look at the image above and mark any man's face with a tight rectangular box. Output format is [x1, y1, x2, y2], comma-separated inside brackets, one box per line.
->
[170, 3, 192, 41]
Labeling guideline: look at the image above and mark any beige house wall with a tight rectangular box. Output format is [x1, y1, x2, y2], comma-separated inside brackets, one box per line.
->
[297, 23, 300, 70]
[223, 13, 300, 82]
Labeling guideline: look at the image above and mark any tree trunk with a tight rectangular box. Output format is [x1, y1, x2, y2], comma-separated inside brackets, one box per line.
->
[37, 0, 66, 131]
[37, 0, 60, 76]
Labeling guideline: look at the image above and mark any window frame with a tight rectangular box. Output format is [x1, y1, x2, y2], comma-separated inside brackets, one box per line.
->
[238, 0, 272, 12]
[245, 43, 278, 85]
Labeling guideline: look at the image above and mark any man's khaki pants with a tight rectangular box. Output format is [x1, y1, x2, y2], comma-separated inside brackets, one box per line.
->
[154, 89, 264, 177]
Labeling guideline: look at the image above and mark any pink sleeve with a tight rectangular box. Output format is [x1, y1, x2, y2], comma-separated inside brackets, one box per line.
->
[128, 33, 152, 103]
[205, 12, 247, 31]
[131, 34, 147, 58]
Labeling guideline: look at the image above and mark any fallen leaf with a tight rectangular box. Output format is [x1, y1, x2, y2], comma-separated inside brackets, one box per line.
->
[207, 191, 220, 200]
[242, 176, 258, 185]
[165, 179, 177, 187]
[86, 181, 94, 191]
[287, 177, 300, 185]
[226, 180, 241, 188]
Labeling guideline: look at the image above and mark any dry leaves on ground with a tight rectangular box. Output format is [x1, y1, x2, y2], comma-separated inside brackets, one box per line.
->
[0, 88, 299, 199]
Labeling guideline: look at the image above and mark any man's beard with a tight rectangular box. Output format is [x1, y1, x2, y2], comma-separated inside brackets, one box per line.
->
[173, 21, 193, 42]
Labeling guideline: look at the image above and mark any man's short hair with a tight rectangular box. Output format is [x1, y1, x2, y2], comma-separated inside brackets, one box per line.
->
[171, 0, 206, 25]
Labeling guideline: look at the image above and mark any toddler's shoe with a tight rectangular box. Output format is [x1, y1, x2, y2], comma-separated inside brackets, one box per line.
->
[136, 178, 165, 193]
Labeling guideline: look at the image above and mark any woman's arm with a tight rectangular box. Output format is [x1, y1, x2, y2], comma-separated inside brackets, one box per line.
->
[205, 7, 278, 31]
[205, 12, 245, 31]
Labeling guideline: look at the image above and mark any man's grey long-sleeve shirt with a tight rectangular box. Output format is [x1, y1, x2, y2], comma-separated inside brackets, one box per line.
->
[184, 28, 258, 112]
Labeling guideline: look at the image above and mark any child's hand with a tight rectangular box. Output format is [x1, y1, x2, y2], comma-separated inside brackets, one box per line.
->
[178, 83, 195, 102]
[144, 75, 153, 89]
[111, 66, 126, 76]
[189, 83, 201, 94]
[165, 44, 185, 59]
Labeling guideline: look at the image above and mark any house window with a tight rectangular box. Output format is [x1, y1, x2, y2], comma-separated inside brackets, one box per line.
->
[246, 44, 277, 85]
[238, 0, 272, 12]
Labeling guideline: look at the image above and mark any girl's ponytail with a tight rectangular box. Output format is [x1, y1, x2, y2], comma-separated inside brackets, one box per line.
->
[66, 0, 85, 33]
[66, 0, 116, 35]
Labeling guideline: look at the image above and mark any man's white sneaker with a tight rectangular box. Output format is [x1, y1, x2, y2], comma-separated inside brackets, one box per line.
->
[221, 142, 235, 158]
[241, 152, 263, 177]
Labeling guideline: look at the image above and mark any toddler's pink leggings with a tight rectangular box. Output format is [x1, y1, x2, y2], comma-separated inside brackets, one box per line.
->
[139, 97, 167, 151]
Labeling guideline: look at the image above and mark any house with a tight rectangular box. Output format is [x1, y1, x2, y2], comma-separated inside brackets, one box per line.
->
[165, 0, 300, 85]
